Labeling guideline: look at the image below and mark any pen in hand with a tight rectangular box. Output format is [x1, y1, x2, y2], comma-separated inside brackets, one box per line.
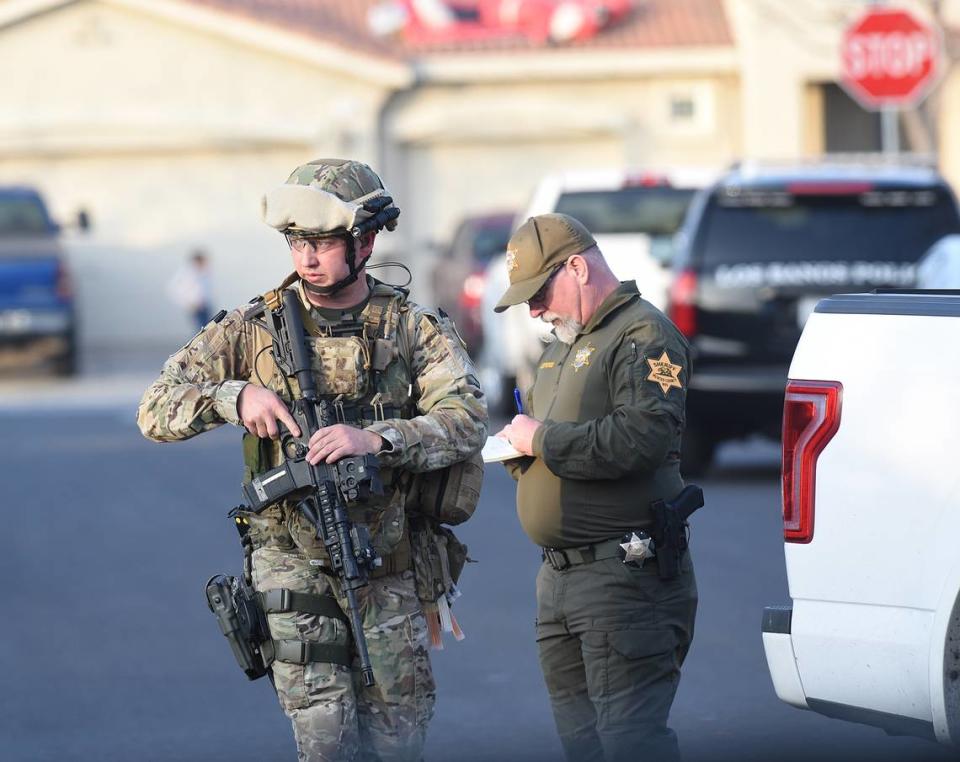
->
[513, 387, 524, 415]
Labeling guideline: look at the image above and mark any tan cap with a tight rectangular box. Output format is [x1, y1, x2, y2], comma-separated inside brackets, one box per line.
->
[494, 213, 596, 313]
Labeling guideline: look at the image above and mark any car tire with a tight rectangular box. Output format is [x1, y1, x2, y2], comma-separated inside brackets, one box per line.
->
[681, 425, 717, 477]
[53, 332, 78, 377]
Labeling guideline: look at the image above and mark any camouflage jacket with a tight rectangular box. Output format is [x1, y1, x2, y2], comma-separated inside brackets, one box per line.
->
[137, 276, 488, 556]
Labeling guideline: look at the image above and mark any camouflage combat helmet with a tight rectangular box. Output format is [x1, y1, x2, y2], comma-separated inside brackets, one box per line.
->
[262, 158, 400, 296]
[286, 159, 397, 226]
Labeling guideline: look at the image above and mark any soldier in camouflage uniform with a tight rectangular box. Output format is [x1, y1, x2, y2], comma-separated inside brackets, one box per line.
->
[137, 159, 488, 761]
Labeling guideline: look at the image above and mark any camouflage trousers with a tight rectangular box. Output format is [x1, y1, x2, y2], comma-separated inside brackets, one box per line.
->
[251, 546, 436, 762]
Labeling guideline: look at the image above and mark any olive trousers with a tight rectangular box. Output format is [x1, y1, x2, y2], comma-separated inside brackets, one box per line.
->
[536, 551, 698, 762]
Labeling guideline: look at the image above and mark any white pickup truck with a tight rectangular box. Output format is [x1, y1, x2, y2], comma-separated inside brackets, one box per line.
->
[762, 290, 960, 746]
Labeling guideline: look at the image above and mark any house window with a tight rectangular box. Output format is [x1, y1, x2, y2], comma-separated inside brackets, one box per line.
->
[670, 96, 696, 122]
[662, 85, 714, 135]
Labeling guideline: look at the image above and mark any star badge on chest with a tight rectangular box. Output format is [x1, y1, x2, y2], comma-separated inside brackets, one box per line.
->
[572, 343, 595, 372]
[619, 531, 655, 566]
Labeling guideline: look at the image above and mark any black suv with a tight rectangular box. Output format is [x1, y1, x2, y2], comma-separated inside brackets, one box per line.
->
[670, 162, 960, 473]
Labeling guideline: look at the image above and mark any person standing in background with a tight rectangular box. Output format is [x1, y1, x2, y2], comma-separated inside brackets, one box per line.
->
[167, 249, 213, 332]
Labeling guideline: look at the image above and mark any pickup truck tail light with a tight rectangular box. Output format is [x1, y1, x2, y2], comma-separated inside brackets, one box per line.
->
[781, 380, 842, 543]
[668, 269, 697, 338]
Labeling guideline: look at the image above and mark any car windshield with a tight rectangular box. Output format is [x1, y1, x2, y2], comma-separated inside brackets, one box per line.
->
[695, 187, 960, 265]
[554, 187, 695, 236]
[0, 196, 53, 235]
[471, 225, 512, 263]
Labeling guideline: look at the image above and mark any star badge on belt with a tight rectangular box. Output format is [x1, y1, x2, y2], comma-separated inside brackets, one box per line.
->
[619, 531, 655, 564]
[646, 350, 683, 395]
[572, 343, 595, 372]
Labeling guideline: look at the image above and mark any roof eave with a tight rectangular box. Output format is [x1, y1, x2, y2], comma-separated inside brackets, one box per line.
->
[113, 0, 414, 88]
[412, 44, 738, 84]
[0, 0, 415, 89]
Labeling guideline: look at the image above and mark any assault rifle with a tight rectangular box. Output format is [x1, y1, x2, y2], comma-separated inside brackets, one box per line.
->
[650, 484, 704, 581]
[242, 288, 384, 687]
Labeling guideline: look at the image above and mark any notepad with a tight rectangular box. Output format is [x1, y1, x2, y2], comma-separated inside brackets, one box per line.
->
[481, 436, 524, 463]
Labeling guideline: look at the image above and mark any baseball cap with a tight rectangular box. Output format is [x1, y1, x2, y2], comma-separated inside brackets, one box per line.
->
[493, 213, 596, 313]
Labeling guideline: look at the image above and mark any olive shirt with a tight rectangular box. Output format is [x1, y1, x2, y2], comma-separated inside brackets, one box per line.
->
[508, 281, 690, 549]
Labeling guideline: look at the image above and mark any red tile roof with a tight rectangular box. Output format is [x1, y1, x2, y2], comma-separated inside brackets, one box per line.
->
[183, 0, 732, 59]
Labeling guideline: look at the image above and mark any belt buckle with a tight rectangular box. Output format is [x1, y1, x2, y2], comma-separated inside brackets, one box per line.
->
[544, 548, 570, 571]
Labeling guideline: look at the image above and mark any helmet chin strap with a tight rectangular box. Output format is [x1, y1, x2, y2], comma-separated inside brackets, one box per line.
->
[300, 236, 371, 298]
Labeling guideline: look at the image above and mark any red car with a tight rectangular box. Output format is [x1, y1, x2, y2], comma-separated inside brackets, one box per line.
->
[431, 211, 514, 356]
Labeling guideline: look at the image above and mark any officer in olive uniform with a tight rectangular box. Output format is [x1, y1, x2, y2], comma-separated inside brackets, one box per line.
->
[495, 213, 697, 762]
[138, 159, 487, 761]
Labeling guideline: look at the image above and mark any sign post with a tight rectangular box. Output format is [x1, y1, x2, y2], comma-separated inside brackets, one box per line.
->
[840, 6, 944, 155]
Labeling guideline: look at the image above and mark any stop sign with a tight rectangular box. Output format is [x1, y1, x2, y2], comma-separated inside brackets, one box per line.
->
[841, 8, 943, 109]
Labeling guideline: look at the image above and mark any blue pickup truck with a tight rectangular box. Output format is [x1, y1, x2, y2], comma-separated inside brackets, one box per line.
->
[0, 186, 85, 376]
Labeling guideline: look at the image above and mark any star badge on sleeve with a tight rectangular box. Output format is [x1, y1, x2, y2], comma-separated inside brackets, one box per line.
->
[619, 531, 655, 565]
[646, 350, 683, 395]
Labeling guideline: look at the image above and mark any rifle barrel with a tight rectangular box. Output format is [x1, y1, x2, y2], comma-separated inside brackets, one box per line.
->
[278, 287, 378, 686]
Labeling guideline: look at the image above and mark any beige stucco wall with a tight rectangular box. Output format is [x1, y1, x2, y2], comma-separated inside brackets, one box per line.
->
[384, 69, 741, 256]
[0, 0, 398, 348]
[937, 67, 960, 190]
[0, 1, 743, 348]
[726, 0, 853, 160]
[8, 0, 959, 352]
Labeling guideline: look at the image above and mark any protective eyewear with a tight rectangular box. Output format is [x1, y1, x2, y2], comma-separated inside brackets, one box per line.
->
[284, 234, 344, 255]
[527, 264, 564, 308]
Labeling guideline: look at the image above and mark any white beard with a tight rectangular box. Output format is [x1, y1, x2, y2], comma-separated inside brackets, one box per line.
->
[543, 312, 583, 345]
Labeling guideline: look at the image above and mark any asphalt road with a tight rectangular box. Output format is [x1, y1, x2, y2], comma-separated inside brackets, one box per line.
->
[1, 405, 955, 762]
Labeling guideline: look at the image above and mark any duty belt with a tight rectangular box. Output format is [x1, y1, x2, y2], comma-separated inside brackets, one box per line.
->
[304, 537, 413, 579]
[541, 537, 624, 571]
[330, 403, 409, 425]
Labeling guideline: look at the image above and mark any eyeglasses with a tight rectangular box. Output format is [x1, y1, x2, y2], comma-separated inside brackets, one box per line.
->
[285, 234, 343, 255]
[527, 264, 563, 308]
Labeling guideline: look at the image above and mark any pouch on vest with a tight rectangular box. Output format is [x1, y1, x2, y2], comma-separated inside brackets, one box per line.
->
[304, 334, 369, 400]
[412, 450, 484, 526]
[409, 516, 471, 649]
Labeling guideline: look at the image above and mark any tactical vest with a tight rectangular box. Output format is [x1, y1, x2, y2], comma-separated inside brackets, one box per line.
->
[240, 274, 415, 563]
[248, 273, 413, 429]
